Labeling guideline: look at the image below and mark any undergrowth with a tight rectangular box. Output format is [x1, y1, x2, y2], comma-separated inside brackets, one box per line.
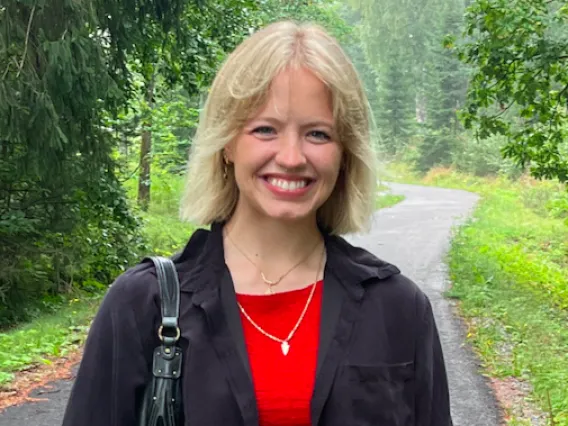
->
[0, 173, 194, 387]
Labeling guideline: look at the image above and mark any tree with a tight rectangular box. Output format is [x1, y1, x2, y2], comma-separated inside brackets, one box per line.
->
[0, 0, 205, 324]
[129, 0, 259, 210]
[450, 0, 568, 182]
[414, 0, 469, 172]
[348, 0, 460, 154]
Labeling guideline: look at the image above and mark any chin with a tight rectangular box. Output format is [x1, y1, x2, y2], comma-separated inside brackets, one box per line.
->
[261, 205, 317, 223]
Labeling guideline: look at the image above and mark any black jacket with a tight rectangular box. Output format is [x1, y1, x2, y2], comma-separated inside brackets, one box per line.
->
[62, 222, 453, 426]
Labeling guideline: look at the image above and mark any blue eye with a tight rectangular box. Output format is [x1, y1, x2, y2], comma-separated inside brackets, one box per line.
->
[253, 126, 275, 135]
[308, 130, 331, 141]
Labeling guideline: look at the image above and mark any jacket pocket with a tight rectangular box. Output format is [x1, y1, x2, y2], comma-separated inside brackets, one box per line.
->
[346, 362, 415, 426]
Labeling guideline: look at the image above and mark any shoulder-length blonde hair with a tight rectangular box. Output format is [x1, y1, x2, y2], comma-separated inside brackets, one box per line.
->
[180, 20, 377, 235]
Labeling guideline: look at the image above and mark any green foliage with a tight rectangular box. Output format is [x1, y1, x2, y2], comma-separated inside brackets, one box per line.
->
[423, 0, 468, 131]
[436, 174, 568, 424]
[352, 0, 420, 153]
[259, 0, 352, 41]
[451, 134, 524, 178]
[412, 130, 459, 173]
[375, 51, 417, 154]
[452, 0, 568, 183]
[0, 0, 196, 327]
[0, 292, 102, 387]
[351, 0, 469, 156]
[0, 176, 145, 327]
[0, 171, 194, 386]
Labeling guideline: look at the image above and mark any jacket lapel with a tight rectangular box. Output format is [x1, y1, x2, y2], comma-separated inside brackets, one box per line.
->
[220, 267, 252, 379]
[179, 223, 258, 425]
[315, 264, 343, 376]
[310, 264, 364, 426]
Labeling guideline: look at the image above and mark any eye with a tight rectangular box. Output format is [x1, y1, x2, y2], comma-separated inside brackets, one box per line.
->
[252, 126, 276, 137]
[307, 130, 331, 142]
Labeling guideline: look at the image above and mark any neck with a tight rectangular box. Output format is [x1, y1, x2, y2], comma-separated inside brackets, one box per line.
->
[224, 207, 323, 264]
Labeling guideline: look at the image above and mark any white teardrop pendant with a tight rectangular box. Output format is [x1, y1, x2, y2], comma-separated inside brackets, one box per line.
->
[281, 341, 290, 356]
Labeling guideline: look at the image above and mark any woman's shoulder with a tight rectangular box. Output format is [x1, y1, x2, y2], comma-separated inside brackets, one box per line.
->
[327, 234, 430, 310]
[100, 261, 161, 316]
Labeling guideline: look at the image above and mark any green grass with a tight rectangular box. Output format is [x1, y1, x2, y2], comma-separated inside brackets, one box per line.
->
[0, 292, 102, 386]
[375, 193, 405, 209]
[376, 181, 405, 210]
[391, 165, 568, 425]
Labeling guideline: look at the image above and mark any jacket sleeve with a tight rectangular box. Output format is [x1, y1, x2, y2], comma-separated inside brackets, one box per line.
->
[415, 293, 453, 426]
[62, 265, 159, 426]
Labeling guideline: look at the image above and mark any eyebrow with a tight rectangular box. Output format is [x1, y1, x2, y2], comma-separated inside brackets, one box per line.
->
[250, 116, 335, 128]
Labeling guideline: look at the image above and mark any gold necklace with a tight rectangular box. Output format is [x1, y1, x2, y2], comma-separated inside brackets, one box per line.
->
[226, 230, 321, 295]
[237, 245, 325, 356]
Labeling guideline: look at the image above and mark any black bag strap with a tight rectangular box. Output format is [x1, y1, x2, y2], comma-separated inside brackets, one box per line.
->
[137, 256, 184, 426]
[147, 256, 181, 347]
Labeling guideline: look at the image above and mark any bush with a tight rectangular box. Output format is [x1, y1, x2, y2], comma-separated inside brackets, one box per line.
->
[452, 133, 524, 179]
[0, 177, 144, 328]
[411, 128, 458, 173]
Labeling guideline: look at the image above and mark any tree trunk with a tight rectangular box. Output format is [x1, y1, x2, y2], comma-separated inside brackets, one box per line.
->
[137, 77, 155, 211]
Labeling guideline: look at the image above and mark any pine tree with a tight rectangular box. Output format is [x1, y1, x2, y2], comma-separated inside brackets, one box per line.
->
[376, 50, 417, 154]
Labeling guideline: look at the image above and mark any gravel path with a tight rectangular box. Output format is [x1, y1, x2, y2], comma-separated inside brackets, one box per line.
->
[0, 182, 502, 425]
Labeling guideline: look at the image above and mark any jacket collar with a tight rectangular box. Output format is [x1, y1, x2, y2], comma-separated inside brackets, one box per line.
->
[174, 221, 400, 297]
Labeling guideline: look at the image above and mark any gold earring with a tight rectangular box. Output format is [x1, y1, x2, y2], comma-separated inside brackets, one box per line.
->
[223, 153, 229, 180]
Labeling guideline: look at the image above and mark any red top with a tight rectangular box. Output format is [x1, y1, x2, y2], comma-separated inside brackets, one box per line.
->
[236, 281, 323, 426]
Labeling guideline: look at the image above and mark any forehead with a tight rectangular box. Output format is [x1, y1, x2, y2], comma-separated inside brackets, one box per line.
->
[253, 67, 334, 122]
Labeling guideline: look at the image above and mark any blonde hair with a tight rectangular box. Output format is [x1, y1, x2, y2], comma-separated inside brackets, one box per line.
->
[180, 20, 377, 235]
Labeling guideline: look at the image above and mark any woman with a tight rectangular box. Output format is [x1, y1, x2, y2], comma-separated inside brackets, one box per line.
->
[62, 21, 453, 426]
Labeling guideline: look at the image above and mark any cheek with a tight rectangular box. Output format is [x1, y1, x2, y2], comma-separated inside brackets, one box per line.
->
[318, 146, 343, 181]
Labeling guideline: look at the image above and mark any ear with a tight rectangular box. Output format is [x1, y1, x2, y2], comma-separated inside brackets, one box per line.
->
[224, 142, 234, 163]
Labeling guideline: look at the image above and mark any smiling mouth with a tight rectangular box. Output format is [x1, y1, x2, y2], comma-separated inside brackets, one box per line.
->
[263, 177, 313, 191]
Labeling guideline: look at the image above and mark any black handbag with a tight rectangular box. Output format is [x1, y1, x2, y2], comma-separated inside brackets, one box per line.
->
[138, 256, 184, 426]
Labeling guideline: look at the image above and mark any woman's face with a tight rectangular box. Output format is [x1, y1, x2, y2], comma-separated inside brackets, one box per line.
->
[226, 67, 343, 224]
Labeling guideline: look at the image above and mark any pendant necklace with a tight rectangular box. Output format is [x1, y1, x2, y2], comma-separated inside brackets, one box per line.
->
[237, 244, 325, 356]
[226, 230, 321, 294]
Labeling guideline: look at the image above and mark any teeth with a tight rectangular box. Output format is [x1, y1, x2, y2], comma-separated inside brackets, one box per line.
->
[267, 178, 308, 191]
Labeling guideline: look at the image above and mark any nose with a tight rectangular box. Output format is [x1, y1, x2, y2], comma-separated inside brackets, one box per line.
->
[275, 131, 307, 170]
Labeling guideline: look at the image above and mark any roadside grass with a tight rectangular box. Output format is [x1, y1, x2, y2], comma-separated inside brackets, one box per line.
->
[391, 164, 568, 425]
[376, 182, 405, 210]
[375, 193, 405, 209]
[0, 293, 102, 386]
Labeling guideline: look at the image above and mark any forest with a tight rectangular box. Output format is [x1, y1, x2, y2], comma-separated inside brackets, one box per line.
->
[1, 0, 567, 423]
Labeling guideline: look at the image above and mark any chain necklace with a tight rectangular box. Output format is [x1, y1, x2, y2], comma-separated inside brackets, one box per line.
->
[237, 244, 325, 356]
[226, 230, 321, 295]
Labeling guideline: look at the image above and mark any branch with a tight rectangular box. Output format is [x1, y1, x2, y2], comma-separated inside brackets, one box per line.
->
[2, 57, 19, 80]
[16, 5, 36, 79]
[552, 81, 568, 113]
[558, 82, 568, 101]
[119, 164, 141, 183]
[494, 101, 515, 118]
